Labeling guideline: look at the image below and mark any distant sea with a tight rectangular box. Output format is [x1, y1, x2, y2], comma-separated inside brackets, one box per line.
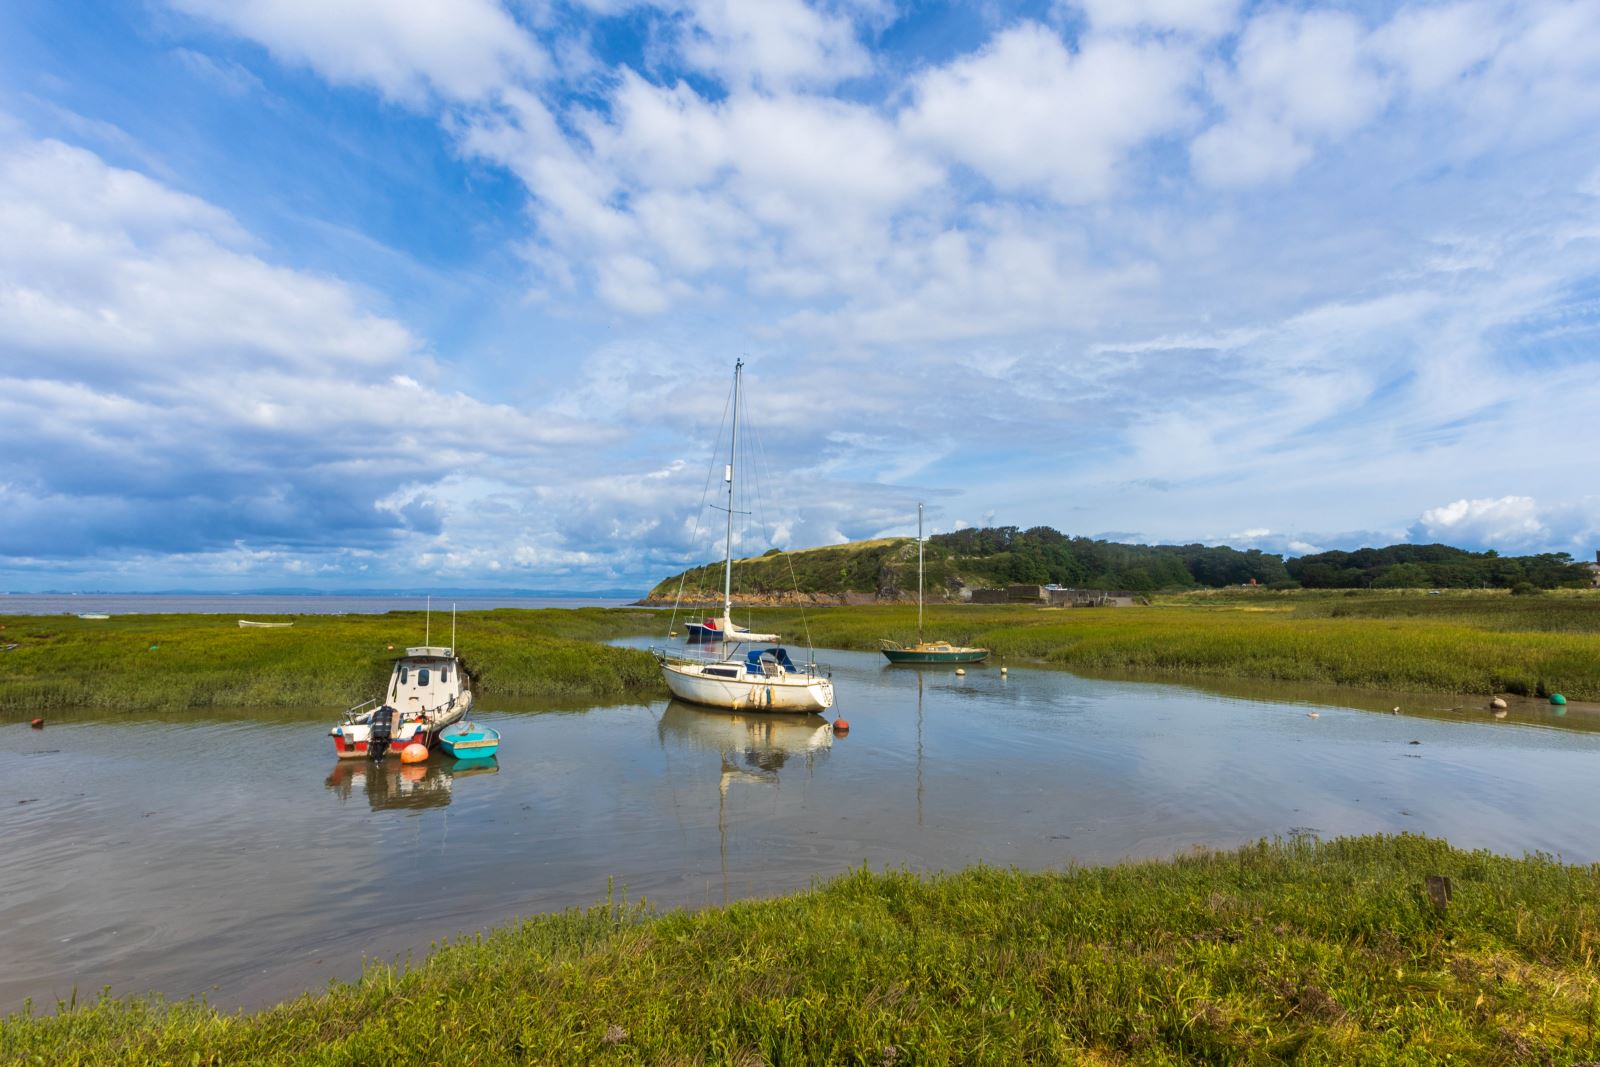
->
[0, 593, 638, 616]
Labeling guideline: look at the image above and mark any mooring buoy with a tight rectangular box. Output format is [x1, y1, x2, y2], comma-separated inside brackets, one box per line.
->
[832, 718, 849, 734]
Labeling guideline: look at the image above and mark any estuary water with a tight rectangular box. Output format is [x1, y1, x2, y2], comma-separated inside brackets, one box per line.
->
[4, 642, 1600, 1013]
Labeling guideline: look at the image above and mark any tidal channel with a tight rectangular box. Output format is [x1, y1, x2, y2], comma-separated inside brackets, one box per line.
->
[5, 642, 1600, 1012]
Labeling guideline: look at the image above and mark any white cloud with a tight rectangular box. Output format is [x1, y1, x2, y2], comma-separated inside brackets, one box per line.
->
[1192, 8, 1389, 186]
[0, 131, 601, 566]
[466, 71, 942, 313]
[1415, 496, 1545, 546]
[1371, 1, 1502, 94]
[1070, 0, 1241, 38]
[168, 0, 545, 102]
[902, 22, 1197, 202]
[677, 0, 872, 90]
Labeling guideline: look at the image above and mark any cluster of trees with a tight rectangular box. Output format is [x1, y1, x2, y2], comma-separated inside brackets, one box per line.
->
[1286, 544, 1593, 589]
[929, 526, 1288, 593]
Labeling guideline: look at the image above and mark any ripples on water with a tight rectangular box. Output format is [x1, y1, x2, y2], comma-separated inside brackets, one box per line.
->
[4, 642, 1599, 1012]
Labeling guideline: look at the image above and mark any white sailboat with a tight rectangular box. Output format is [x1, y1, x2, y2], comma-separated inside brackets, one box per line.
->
[654, 361, 834, 713]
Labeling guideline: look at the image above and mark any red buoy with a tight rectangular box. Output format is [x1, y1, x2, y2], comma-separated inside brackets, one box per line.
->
[832, 718, 849, 734]
[30, 717, 44, 729]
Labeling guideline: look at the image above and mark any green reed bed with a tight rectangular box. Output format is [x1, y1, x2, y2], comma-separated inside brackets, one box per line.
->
[743, 591, 1600, 700]
[0, 608, 662, 715]
[5, 835, 1598, 1065]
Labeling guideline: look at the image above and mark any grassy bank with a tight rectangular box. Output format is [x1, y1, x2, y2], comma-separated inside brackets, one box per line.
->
[5, 835, 1598, 1064]
[745, 589, 1600, 700]
[0, 609, 662, 714]
[8, 590, 1600, 713]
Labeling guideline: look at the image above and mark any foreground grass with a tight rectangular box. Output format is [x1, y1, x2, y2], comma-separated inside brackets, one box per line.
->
[744, 590, 1600, 700]
[0, 608, 662, 714]
[4, 835, 1598, 1065]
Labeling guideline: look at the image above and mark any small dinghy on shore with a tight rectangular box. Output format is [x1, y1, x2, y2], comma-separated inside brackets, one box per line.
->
[238, 619, 293, 628]
[439, 722, 500, 761]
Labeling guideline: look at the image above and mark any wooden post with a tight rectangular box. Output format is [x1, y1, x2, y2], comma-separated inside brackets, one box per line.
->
[1424, 874, 1452, 913]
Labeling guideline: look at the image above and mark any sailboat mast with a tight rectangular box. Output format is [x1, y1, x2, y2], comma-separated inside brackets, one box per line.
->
[917, 502, 924, 644]
[723, 359, 742, 623]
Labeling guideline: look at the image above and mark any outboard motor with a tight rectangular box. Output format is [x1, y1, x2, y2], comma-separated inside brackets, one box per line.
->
[367, 705, 396, 761]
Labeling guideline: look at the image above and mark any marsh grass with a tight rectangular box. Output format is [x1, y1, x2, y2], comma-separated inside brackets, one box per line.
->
[8, 590, 1600, 715]
[4, 835, 1598, 1064]
[0, 608, 662, 716]
[742, 590, 1600, 699]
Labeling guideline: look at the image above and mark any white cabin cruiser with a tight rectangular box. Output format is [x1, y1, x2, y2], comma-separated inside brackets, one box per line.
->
[331, 645, 472, 759]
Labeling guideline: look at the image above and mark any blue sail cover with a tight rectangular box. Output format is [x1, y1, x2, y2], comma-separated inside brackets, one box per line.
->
[744, 647, 798, 673]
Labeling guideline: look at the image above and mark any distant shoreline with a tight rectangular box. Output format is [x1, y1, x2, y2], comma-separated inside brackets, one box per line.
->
[0, 592, 638, 617]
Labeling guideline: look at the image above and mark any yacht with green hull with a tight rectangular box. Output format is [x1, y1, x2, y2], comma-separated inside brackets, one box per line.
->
[880, 503, 990, 665]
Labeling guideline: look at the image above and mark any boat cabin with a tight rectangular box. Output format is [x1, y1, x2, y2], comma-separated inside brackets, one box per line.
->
[386, 646, 465, 713]
[744, 647, 802, 676]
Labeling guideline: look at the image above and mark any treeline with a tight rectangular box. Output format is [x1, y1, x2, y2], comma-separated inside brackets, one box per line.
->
[648, 526, 1595, 600]
[1286, 543, 1592, 590]
[929, 527, 1287, 592]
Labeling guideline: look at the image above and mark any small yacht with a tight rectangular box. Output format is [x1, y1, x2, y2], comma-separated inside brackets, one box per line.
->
[331, 645, 473, 759]
[654, 360, 834, 714]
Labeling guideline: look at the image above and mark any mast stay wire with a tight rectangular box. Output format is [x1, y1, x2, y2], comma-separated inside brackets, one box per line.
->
[667, 376, 736, 639]
[744, 389, 817, 660]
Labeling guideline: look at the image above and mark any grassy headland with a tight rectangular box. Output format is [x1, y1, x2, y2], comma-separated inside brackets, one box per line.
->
[0, 608, 662, 715]
[738, 589, 1600, 700]
[5, 835, 1598, 1064]
[648, 526, 1595, 600]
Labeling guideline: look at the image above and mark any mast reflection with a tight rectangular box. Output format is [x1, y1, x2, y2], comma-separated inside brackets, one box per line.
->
[657, 700, 833, 900]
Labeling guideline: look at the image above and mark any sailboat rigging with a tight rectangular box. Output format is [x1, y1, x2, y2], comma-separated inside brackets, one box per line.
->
[653, 360, 834, 712]
[881, 503, 990, 664]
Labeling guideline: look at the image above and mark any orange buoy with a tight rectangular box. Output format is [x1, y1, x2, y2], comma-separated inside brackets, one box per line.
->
[832, 718, 849, 734]
[30, 717, 44, 729]
[400, 742, 429, 763]
[386, 644, 395, 651]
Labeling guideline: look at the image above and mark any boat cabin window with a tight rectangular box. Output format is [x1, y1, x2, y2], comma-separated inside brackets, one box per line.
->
[704, 667, 740, 678]
[398, 667, 408, 685]
[417, 668, 430, 686]
[440, 668, 449, 683]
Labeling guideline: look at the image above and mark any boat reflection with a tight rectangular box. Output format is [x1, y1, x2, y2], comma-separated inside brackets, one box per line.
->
[657, 700, 832, 902]
[657, 699, 832, 784]
[324, 756, 498, 811]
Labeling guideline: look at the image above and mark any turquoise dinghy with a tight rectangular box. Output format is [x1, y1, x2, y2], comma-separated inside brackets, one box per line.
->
[439, 722, 500, 760]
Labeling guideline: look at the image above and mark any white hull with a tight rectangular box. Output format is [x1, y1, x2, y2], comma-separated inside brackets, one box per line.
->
[661, 661, 833, 712]
[332, 693, 471, 758]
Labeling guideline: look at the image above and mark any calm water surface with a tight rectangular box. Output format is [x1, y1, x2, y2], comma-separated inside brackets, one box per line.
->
[5, 642, 1600, 1012]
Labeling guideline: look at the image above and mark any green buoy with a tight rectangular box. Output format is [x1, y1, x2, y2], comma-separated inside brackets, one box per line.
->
[1550, 693, 1567, 705]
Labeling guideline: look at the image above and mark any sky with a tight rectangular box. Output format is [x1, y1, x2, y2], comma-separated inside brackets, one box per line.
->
[2, 0, 1599, 593]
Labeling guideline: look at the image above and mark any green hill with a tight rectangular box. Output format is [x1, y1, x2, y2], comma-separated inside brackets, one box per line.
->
[646, 525, 1595, 602]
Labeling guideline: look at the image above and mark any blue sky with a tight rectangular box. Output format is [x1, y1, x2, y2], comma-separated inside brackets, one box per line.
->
[2, 0, 1599, 592]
